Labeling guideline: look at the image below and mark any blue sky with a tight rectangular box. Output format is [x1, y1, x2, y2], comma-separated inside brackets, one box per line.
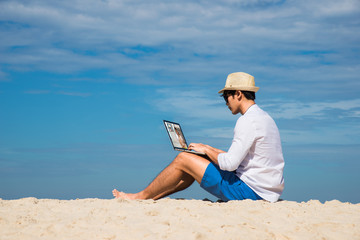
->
[0, 0, 359, 203]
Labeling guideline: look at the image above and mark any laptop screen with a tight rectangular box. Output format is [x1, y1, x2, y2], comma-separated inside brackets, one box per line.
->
[163, 120, 189, 150]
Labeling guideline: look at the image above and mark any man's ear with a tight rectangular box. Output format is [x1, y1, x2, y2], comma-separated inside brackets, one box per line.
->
[236, 90, 242, 100]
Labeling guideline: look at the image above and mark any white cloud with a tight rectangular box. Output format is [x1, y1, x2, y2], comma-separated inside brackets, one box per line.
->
[24, 90, 50, 94]
[152, 88, 360, 145]
[195, 127, 234, 139]
[0, 0, 359, 96]
[308, 0, 360, 16]
[153, 88, 237, 122]
[280, 125, 360, 145]
[1, 0, 358, 55]
[153, 87, 360, 123]
[0, 69, 9, 82]
[57, 91, 91, 97]
[263, 98, 360, 120]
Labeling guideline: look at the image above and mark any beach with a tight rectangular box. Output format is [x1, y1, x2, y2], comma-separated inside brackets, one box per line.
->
[1, 197, 359, 240]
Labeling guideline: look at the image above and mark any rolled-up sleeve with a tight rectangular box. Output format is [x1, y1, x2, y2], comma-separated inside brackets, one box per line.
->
[217, 117, 256, 171]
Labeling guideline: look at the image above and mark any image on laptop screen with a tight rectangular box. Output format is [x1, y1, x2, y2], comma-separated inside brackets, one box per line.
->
[163, 120, 188, 150]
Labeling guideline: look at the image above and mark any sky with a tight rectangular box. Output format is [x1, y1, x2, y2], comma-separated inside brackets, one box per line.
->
[0, 0, 359, 203]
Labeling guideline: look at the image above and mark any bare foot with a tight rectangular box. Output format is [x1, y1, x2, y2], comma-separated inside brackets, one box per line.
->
[112, 189, 140, 200]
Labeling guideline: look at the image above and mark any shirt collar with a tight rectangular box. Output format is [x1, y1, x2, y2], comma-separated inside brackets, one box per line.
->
[243, 103, 257, 115]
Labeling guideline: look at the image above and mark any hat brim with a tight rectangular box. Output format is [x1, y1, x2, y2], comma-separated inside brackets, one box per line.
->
[218, 86, 259, 94]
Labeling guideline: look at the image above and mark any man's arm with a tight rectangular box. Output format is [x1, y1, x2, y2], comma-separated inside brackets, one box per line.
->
[188, 143, 225, 165]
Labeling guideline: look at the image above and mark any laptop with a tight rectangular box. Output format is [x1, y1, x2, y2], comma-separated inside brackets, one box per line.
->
[163, 120, 206, 155]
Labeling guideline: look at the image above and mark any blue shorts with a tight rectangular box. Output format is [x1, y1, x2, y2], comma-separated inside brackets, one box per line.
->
[200, 163, 262, 201]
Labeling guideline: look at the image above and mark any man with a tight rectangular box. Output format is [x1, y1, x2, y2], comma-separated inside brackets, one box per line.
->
[113, 72, 285, 202]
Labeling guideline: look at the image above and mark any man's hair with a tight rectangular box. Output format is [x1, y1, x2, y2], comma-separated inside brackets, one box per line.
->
[221, 90, 256, 100]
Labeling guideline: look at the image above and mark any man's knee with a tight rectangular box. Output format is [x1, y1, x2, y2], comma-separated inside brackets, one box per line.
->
[173, 152, 210, 183]
[174, 152, 210, 168]
[174, 152, 192, 164]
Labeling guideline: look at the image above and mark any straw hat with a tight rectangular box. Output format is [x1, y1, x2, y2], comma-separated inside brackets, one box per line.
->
[218, 72, 259, 93]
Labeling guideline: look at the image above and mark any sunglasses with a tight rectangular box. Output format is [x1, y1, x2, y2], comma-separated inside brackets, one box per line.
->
[222, 94, 230, 103]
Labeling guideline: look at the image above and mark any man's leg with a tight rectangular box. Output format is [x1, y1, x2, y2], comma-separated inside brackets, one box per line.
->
[151, 172, 195, 200]
[112, 152, 210, 200]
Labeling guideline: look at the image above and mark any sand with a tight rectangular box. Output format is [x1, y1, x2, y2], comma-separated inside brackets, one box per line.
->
[0, 197, 359, 240]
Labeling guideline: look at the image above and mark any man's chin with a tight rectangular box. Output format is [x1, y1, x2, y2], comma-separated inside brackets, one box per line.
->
[228, 107, 239, 115]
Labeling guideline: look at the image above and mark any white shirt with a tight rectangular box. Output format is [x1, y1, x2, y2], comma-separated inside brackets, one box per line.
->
[218, 104, 285, 202]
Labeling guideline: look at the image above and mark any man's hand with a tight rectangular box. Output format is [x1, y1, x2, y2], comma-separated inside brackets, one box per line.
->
[188, 143, 208, 153]
[188, 143, 225, 165]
